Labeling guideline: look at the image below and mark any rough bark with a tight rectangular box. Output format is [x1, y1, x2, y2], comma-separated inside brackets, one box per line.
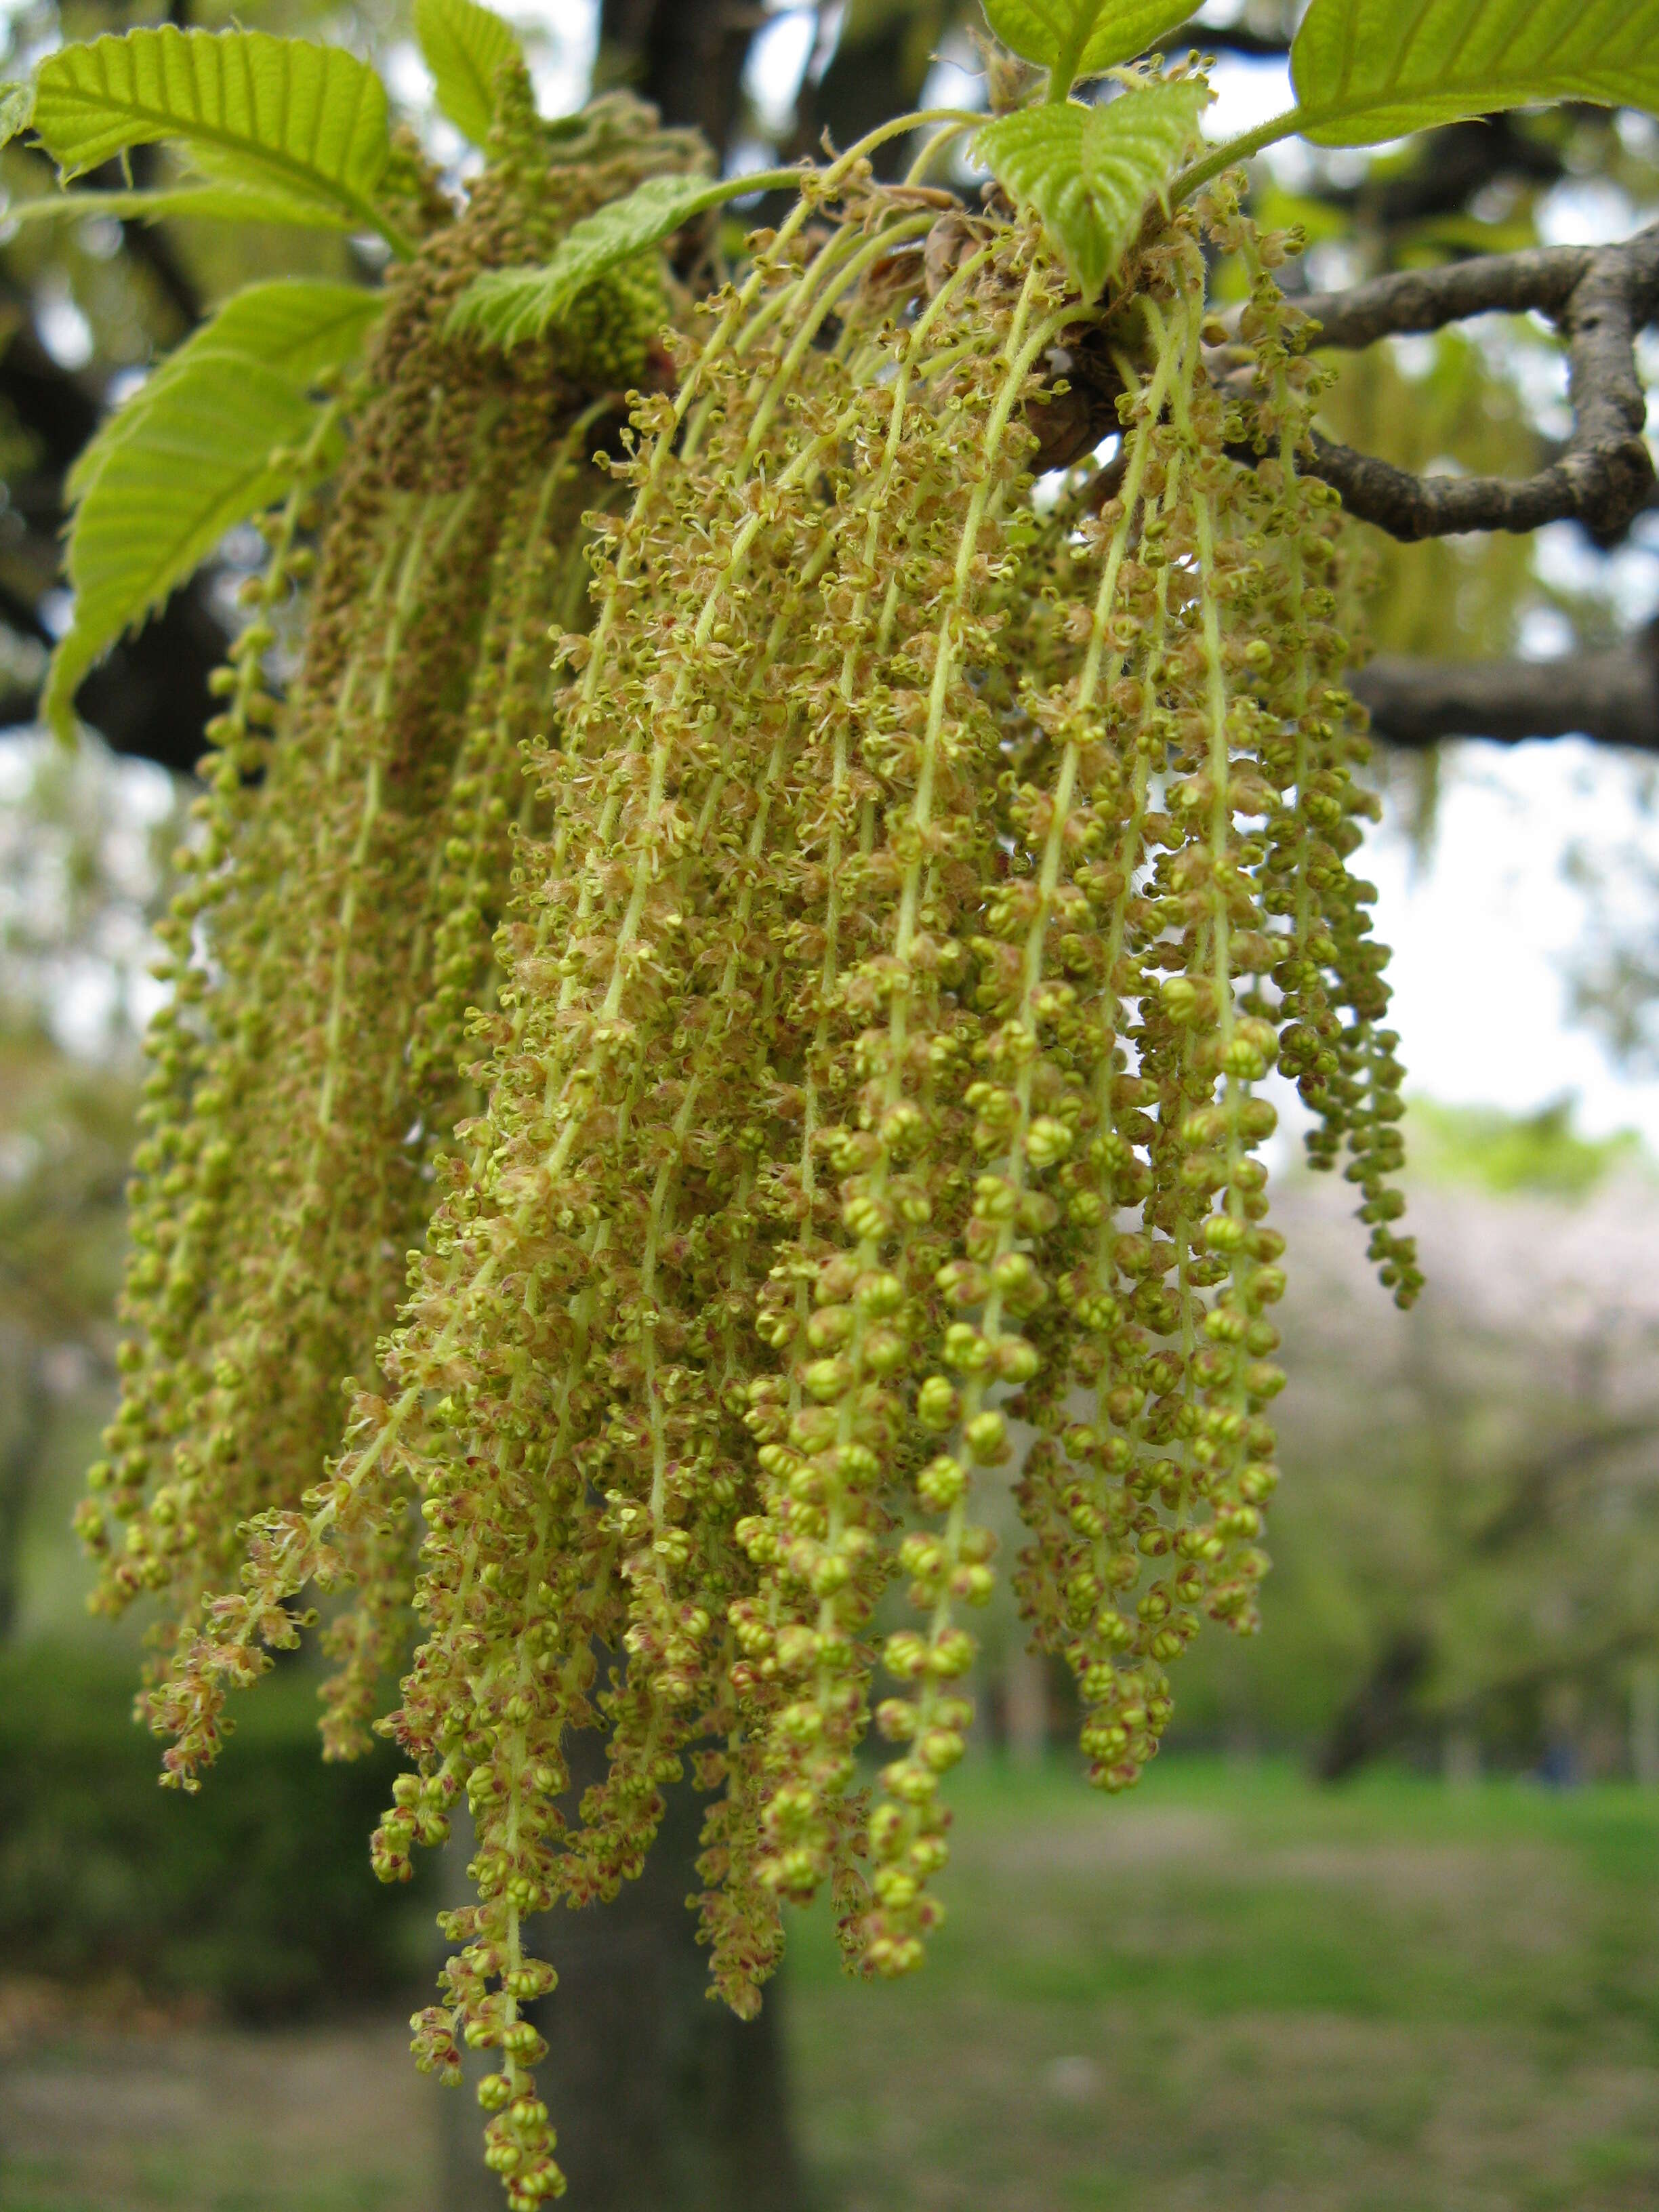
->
[527, 1765, 803, 2212]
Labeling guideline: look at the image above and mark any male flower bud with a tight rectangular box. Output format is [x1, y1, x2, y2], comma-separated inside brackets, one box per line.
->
[804, 1357, 851, 1403]
[899, 1534, 946, 1584]
[918, 1454, 966, 1509]
[856, 1270, 905, 1316]
[936, 1259, 989, 1307]
[862, 1327, 909, 1377]
[972, 1174, 1019, 1221]
[918, 1727, 965, 1772]
[811, 1553, 852, 1597]
[952, 1563, 996, 1605]
[882, 1759, 939, 1806]
[963, 1410, 1008, 1465]
[918, 1376, 959, 1431]
[873, 1867, 918, 1908]
[908, 1833, 950, 1879]
[944, 1322, 991, 1374]
[929, 1627, 977, 1677]
[990, 1251, 1043, 1304]
[806, 1305, 853, 1351]
[880, 1101, 926, 1154]
[993, 1335, 1040, 1382]
[1025, 1116, 1073, 1167]
[876, 1698, 918, 1741]
[1161, 976, 1200, 1023]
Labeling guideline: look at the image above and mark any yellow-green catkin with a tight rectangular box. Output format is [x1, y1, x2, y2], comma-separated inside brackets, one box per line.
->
[94, 83, 706, 1767]
[83, 101, 1420, 2211]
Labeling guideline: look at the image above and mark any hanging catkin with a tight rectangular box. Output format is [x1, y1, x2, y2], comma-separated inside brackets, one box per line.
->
[87, 79, 707, 1739]
[81, 89, 1418, 2208]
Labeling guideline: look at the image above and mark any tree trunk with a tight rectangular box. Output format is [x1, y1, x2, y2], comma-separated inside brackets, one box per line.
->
[1002, 1647, 1049, 1767]
[0, 1332, 52, 1644]
[1631, 1662, 1659, 1787]
[1314, 1632, 1431, 1782]
[596, 1, 755, 163]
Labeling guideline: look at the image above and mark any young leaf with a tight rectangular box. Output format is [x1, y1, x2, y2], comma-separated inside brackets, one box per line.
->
[413, 0, 523, 147]
[46, 279, 380, 733]
[69, 278, 380, 501]
[983, 1, 1199, 80]
[1291, 0, 1659, 148]
[0, 81, 30, 148]
[978, 77, 1210, 301]
[446, 262, 570, 350]
[449, 167, 746, 347]
[134, 279, 382, 407]
[45, 357, 318, 739]
[30, 28, 407, 251]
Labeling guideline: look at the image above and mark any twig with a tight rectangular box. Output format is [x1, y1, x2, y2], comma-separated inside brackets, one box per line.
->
[1292, 241, 1609, 346]
[1353, 625, 1659, 753]
[1290, 222, 1659, 544]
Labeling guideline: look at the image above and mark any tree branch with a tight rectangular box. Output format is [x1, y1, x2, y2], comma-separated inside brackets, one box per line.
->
[597, 0, 761, 164]
[1292, 245, 1603, 348]
[1287, 221, 1659, 544]
[1354, 627, 1659, 753]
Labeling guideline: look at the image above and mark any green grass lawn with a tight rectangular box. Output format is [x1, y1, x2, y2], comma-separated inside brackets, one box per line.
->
[785, 1755, 1659, 2212]
[3, 1755, 1656, 2212]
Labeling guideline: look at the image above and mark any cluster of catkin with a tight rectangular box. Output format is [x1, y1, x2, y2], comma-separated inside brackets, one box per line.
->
[75, 83, 700, 1723]
[80, 109, 1416, 2209]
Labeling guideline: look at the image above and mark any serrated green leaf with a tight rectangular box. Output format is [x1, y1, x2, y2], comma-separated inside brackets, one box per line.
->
[68, 278, 381, 499]
[30, 28, 406, 249]
[978, 77, 1209, 300]
[445, 262, 568, 350]
[45, 359, 316, 739]
[0, 81, 30, 148]
[9, 181, 356, 230]
[413, 0, 522, 146]
[1077, 2, 1201, 70]
[983, 0, 1197, 81]
[46, 279, 380, 733]
[449, 169, 735, 348]
[1291, 0, 1659, 148]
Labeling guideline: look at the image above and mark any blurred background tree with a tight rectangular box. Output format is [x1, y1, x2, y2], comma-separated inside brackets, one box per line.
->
[0, 727, 178, 1639]
[1179, 1109, 1659, 1784]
